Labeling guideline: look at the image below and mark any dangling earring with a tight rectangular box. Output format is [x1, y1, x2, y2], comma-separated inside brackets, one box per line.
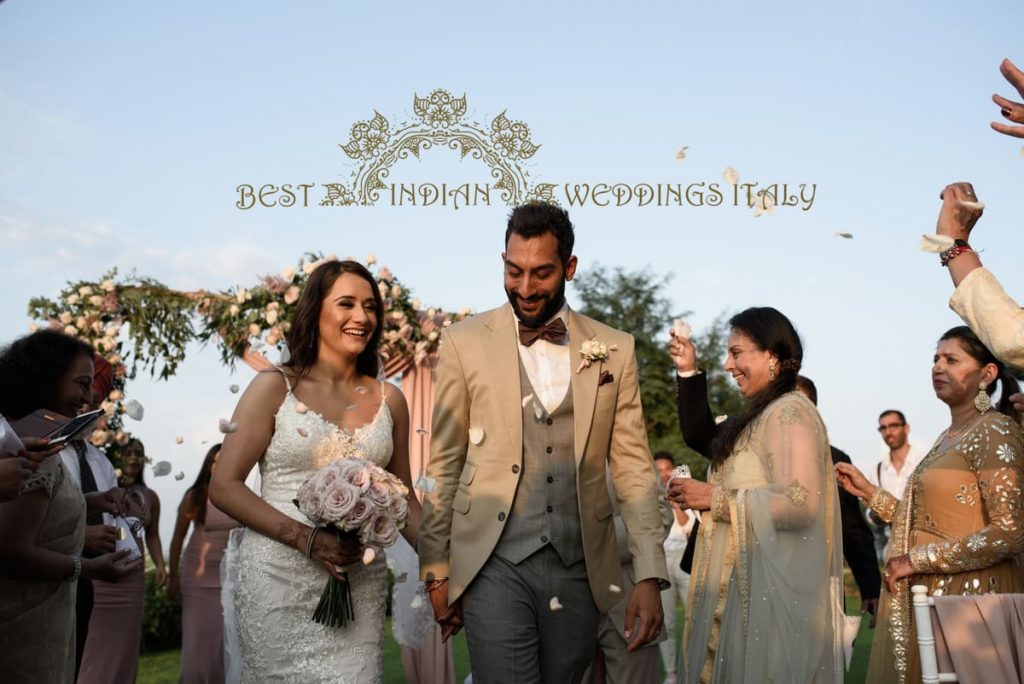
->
[975, 380, 992, 413]
[768, 358, 778, 381]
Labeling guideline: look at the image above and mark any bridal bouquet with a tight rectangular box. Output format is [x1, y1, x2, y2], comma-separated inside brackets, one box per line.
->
[294, 454, 410, 627]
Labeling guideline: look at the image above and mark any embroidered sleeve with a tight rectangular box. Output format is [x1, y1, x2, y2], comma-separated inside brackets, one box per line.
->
[711, 487, 733, 523]
[757, 396, 828, 530]
[909, 416, 1024, 575]
[865, 486, 899, 524]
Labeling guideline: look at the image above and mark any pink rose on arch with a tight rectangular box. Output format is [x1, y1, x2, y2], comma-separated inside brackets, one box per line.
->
[366, 512, 400, 547]
[321, 481, 360, 522]
[342, 499, 374, 532]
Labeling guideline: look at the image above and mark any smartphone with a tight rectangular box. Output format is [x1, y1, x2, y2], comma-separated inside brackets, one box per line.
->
[10, 409, 70, 439]
[47, 409, 105, 445]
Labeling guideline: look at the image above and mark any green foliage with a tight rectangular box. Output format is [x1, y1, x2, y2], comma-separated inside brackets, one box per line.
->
[142, 570, 182, 653]
[572, 266, 743, 482]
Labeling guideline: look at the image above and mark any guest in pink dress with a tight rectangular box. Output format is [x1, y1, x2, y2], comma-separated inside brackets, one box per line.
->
[78, 438, 166, 684]
[169, 444, 240, 683]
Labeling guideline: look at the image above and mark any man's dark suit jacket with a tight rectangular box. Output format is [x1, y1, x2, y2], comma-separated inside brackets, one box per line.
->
[675, 372, 881, 601]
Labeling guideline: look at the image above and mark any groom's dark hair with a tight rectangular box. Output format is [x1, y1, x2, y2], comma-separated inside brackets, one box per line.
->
[505, 202, 575, 266]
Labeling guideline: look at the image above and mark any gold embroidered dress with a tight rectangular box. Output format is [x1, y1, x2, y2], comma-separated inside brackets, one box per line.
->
[682, 392, 844, 684]
[865, 411, 1024, 684]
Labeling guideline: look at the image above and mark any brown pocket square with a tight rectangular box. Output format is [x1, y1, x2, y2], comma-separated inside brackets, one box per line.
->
[598, 370, 614, 386]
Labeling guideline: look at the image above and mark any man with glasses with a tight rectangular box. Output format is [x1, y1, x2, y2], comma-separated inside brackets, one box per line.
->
[870, 410, 926, 559]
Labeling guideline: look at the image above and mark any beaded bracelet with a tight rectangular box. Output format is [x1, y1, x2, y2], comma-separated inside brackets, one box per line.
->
[940, 241, 973, 267]
[68, 555, 82, 583]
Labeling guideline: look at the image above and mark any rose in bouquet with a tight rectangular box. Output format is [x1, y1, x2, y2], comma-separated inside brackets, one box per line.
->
[294, 454, 410, 627]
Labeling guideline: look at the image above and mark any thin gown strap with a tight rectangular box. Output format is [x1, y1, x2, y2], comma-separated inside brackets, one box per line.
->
[270, 365, 294, 394]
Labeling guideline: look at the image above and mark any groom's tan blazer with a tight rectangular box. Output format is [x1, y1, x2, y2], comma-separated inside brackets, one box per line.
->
[419, 304, 668, 613]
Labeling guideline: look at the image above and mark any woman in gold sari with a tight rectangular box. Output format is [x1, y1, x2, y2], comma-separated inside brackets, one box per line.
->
[668, 307, 844, 684]
[836, 326, 1024, 684]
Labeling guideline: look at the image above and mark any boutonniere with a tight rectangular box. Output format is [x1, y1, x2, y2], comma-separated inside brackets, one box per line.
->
[577, 340, 617, 373]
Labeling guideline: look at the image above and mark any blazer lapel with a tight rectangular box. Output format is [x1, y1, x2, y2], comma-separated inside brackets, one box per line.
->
[485, 304, 523, 461]
[568, 310, 598, 466]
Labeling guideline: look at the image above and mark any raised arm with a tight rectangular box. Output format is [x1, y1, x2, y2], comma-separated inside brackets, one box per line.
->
[668, 334, 717, 457]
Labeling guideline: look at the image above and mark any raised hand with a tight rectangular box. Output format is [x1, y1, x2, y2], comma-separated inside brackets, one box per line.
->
[668, 332, 697, 374]
[936, 183, 983, 242]
[992, 58, 1024, 138]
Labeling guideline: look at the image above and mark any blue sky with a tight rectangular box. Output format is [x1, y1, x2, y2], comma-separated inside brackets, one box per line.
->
[3, 0, 1023, 545]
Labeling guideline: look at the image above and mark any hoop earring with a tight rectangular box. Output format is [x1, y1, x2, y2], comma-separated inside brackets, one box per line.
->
[768, 358, 778, 381]
[975, 380, 992, 413]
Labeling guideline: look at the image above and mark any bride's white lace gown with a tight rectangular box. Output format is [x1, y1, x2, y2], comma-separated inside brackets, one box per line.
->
[234, 372, 393, 683]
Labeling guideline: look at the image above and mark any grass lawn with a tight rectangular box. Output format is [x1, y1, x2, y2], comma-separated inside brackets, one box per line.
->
[139, 600, 874, 683]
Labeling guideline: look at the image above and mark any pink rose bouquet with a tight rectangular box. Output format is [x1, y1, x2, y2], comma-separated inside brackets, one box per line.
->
[294, 455, 410, 627]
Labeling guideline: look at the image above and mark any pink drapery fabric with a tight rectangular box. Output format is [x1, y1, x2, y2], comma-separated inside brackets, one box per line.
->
[930, 593, 1024, 683]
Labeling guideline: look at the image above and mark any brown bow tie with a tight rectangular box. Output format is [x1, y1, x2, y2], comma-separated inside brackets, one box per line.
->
[518, 318, 567, 347]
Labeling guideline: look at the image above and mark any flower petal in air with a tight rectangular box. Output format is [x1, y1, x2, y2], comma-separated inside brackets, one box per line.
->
[218, 419, 239, 434]
[533, 400, 545, 421]
[174, 436, 184, 445]
[414, 475, 437, 493]
[469, 428, 485, 445]
[834, 232, 854, 239]
[920, 234, 955, 253]
[174, 471, 185, 481]
[229, 384, 240, 394]
[297, 427, 309, 438]
[123, 399, 144, 421]
[723, 166, 739, 186]
[152, 461, 172, 477]
[295, 402, 309, 414]
[410, 594, 424, 609]
[609, 584, 622, 594]
[416, 427, 429, 435]
[675, 146, 688, 161]
[362, 547, 376, 565]
[671, 319, 692, 340]
[549, 596, 564, 611]
[522, 393, 534, 408]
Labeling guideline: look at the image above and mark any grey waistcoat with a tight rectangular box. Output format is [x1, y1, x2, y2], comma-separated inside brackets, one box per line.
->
[494, 357, 585, 567]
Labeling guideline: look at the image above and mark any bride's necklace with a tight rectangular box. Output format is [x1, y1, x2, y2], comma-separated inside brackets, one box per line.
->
[942, 413, 987, 442]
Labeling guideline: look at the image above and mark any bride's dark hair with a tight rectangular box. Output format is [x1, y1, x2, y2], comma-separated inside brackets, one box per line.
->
[284, 260, 384, 379]
[709, 307, 803, 465]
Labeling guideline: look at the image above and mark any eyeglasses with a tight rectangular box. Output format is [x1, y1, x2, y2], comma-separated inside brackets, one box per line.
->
[877, 423, 906, 432]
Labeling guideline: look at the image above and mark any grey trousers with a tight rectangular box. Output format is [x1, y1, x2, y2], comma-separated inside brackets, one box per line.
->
[582, 614, 663, 684]
[462, 546, 599, 684]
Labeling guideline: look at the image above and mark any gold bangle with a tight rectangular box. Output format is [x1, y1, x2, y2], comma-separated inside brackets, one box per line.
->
[305, 527, 320, 558]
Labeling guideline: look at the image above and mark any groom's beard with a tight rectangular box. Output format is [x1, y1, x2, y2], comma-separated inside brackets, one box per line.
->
[506, 278, 567, 328]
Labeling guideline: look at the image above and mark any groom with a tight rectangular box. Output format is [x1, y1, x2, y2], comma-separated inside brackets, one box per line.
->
[419, 203, 669, 683]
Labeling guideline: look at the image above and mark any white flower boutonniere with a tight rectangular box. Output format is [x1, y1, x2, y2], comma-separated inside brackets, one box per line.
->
[577, 340, 616, 373]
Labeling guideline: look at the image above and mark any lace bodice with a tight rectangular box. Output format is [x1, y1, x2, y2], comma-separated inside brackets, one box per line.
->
[260, 380, 394, 523]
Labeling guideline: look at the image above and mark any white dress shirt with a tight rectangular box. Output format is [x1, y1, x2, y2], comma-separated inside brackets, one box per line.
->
[870, 444, 926, 501]
[60, 441, 119, 491]
[515, 303, 571, 414]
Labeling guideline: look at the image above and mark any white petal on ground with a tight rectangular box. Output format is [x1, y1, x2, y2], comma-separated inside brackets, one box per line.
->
[295, 402, 309, 414]
[609, 584, 622, 594]
[152, 461, 172, 477]
[218, 419, 239, 434]
[362, 548, 376, 565]
[522, 393, 534, 408]
[174, 436, 184, 445]
[174, 471, 185, 481]
[671, 319, 692, 340]
[414, 475, 437, 493]
[675, 146, 688, 161]
[723, 166, 740, 186]
[123, 399, 144, 421]
[549, 596, 564, 611]
[958, 199, 985, 210]
[469, 428, 485, 445]
[297, 427, 309, 437]
[920, 234, 956, 253]
[834, 232, 854, 239]
[229, 384, 240, 394]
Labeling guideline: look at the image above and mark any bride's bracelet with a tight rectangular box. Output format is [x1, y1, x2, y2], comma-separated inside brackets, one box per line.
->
[304, 527, 321, 558]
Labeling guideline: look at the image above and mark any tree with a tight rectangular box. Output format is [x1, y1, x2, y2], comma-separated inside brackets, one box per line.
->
[573, 265, 743, 481]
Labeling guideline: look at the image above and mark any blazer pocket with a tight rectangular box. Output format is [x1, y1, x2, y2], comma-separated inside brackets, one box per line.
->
[453, 488, 471, 515]
[593, 494, 613, 522]
[459, 462, 477, 485]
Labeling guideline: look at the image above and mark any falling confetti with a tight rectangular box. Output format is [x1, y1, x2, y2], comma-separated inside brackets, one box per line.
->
[533, 400, 545, 421]
[123, 399, 145, 421]
[723, 166, 740, 186]
[671, 320, 692, 340]
[522, 393, 534, 408]
[201, 440, 209, 445]
[229, 384, 240, 394]
[549, 596, 564, 612]
[414, 475, 437, 493]
[219, 419, 239, 434]
[469, 428, 485, 445]
[174, 471, 185, 481]
[715, 414, 728, 425]
[297, 427, 309, 438]
[675, 146, 689, 161]
[752, 191, 775, 217]
[416, 427, 429, 435]
[174, 436, 184, 445]
[410, 594, 424, 609]
[295, 402, 309, 414]
[152, 461, 172, 477]
[920, 234, 955, 253]
[609, 584, 622, 594]
[834, 232, 854, 239]
[362, 548, 376, 565]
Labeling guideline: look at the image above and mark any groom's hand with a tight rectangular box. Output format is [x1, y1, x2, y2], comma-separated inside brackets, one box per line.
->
[623, 578, 664, 652]
[427, 578, 464, 641]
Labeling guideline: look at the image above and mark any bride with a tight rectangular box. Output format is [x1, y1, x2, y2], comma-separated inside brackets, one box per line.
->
[211, 259, 422, 682]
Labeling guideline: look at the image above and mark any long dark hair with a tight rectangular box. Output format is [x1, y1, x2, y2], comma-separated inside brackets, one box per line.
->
[939, 326, 1022, 423]
[185, 443, 221, 526]
[118, 438, 147, 486]
[283, 260, 384, 379]
[0, 330, 95, 419]
[710, 307, 804, 464]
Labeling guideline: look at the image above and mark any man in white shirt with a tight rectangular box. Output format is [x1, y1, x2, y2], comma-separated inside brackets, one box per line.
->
[869, 409, 926, 559]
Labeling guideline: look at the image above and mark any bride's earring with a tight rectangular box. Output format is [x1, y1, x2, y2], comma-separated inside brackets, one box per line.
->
[768, 358, 778, 381]
[975, 380, 992, 413]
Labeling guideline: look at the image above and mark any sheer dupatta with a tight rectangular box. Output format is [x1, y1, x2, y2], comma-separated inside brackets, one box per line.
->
[683, 393, 844, 684]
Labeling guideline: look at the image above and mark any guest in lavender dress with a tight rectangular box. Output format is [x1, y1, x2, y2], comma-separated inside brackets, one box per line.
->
[169, 444, 241, 683]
